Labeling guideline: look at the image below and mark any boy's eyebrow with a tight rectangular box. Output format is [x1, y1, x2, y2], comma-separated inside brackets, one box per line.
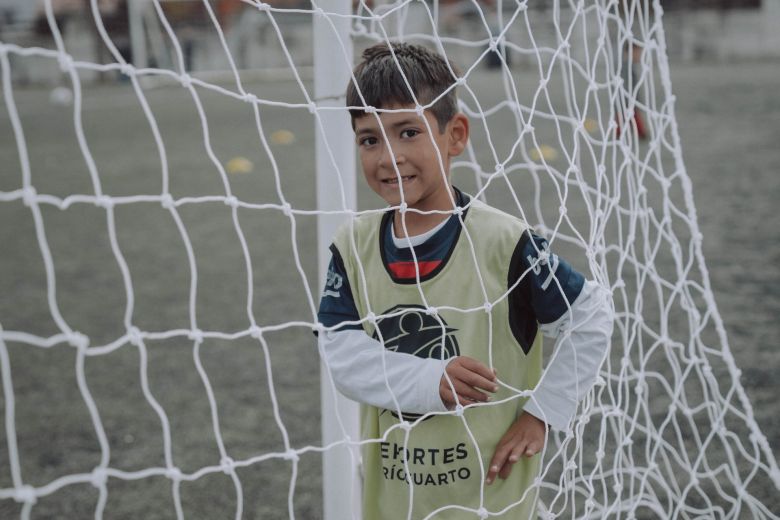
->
[355, 117, 423, 137]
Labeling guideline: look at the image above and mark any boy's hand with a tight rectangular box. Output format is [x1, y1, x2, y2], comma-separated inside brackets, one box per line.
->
[439, 356, 498, 409]
[486, 411, 546, 485]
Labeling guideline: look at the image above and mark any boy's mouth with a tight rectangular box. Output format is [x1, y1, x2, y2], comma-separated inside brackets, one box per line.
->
[382, 175, 415, 185]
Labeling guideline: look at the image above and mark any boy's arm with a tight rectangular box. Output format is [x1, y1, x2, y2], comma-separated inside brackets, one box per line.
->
[522, 280, 613, 431]
[486, 235, 613, 483]
[318, 250, 496, 414]
[319, 329, 448, 414]
[486, 280, 612, 484]
[319, 330, 497, 414]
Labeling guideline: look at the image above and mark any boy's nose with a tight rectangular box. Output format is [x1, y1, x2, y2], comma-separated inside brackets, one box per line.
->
[379, 143, 404, 169]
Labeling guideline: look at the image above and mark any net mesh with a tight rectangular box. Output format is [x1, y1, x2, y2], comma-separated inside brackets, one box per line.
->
[0, 0, 777, 518]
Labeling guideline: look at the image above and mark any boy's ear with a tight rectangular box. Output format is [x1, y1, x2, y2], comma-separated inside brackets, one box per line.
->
[447, 113, 469, 157]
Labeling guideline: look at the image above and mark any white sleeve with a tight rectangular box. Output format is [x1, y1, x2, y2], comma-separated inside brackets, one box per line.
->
[318, 329, 450, 415]
[522, 280, 614, 432]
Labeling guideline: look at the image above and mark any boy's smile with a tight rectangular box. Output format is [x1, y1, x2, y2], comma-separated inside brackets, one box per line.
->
[354, 104, 469, 234]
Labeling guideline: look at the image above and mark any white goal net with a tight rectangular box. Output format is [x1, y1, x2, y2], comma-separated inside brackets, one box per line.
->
[0, 0, 778, 518]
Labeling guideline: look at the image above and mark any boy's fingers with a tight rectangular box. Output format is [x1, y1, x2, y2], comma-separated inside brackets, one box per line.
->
[486, 442, 514, 484]
[453, 382, 489, 403]
[456, 372, 498, 394]
[458, 357, 497, 382]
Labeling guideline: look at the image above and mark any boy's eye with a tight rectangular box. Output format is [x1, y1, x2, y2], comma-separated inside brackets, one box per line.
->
[359, 136, 378, 146]
[400, 129, 420, 139]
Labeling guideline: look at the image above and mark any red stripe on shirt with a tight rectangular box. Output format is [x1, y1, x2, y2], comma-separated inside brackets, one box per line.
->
[388, 260, 442, 279]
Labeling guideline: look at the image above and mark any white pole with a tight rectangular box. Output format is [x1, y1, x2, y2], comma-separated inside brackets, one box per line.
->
[313, 2, 361, 519]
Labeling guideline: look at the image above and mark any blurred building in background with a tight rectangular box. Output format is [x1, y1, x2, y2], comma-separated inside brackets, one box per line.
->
[0, 0, 778, 85]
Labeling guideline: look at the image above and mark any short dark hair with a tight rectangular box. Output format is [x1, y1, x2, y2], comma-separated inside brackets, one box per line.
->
[346, 42, 460, 132]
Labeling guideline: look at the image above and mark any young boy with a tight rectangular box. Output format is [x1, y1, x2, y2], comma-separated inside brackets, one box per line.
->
[317, 42, 613, 519]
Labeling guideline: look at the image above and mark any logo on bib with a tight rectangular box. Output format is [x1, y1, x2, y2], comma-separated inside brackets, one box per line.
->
[373, 305, 460, 421]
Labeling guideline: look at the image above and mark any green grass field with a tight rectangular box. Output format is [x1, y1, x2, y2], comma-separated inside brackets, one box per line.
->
[1, 51, 778, 519]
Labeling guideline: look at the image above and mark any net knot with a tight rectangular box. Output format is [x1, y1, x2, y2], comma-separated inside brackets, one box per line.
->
[57, 53, 73, 72]
[566, 165, 578, 175]
[362, 105, 376, 114]
[612, 483, 621, 493]
[622, 437, 633, 447]
[365, 311, 376, 323]
[483, 302, 493, 313]
[585, 498, 596, 510]
[284, 450, 300, 462]
[13, 485, 36, 504]
[119, 63, 134, 77]
[595, 450, 605, 460]
[255, 2, 270, 12]
[566, 461, 577, 471]
[220, 456, 235, 475]
[487, 38, 498, 52]
[452, 206, 463, 216]
[188, 329, 204, 344]
[22, 186, 37, 207]
[424, 306, 438, 317]
[398, 202, 408, 213]
[224, 196, 239, 208]
[242, 93, 258, 104]
[558, 205, 567, 216]
[95, 195, 114, 209]
[455, 77, 465, 86]
[454, 404, 464, 417]
[399, 421, 412, 432]
[415, 104, 425, 117]
[538, 78, 548, 89]
[90, 467, 108, 488]
[494, 163, 504, 174]
[281, 202, 292, 216]
[166, 467, 182, 481]
[307, 102, 317, 115]
[160, 194, 175, 210]
[477, 507, 489, 519]
[524, 124, 534, 133]
[249, 326, 263, 339]
[179, 74, 193, 89]
[127, 326, 143, 346]
[68, 331, 89, 350]
[313, 6, 325, 17]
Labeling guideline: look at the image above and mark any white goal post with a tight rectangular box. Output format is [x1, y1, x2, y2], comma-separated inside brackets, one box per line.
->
[313, 1, 361, 519]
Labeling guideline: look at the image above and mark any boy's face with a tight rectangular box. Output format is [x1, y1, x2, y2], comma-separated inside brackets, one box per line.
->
[354, 104, 468, 212]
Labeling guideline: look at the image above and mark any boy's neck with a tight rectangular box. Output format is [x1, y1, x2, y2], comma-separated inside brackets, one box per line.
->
[392, 185, 457, 238]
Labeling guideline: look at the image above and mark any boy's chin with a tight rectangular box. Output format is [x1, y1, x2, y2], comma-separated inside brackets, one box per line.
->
[377, 192, 417, 209]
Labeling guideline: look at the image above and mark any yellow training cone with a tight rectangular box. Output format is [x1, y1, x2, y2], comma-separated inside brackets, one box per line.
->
[584, 118, 599, 133]
[271, 129, 295, 145]
[226, 157, 253, 174]
[530, 144, 558, 162]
